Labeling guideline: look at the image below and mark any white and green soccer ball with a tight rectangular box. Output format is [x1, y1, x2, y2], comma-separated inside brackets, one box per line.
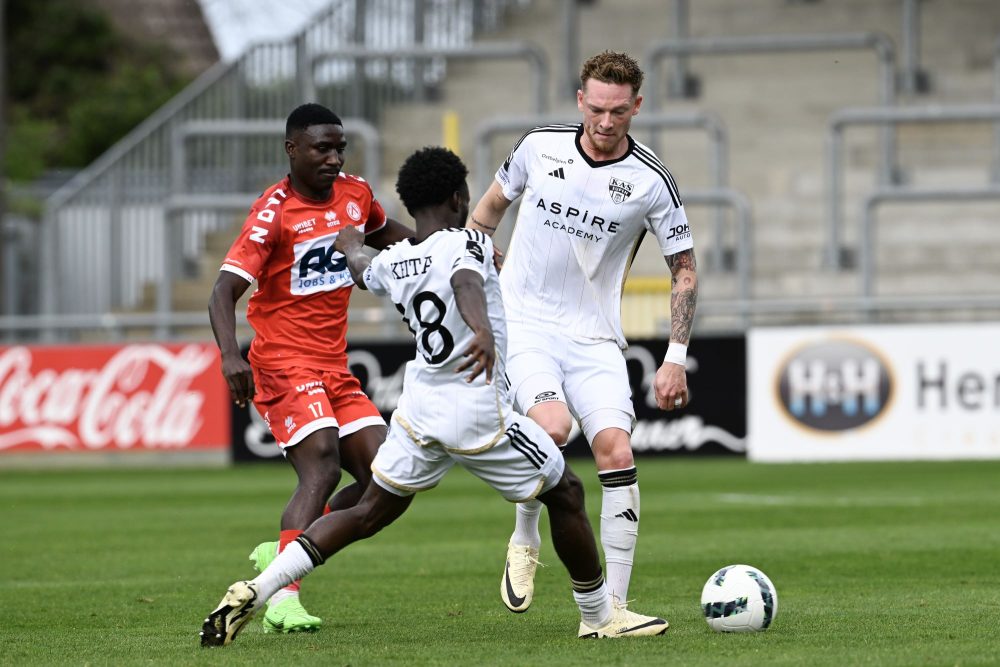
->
[701, 564, 778, 632]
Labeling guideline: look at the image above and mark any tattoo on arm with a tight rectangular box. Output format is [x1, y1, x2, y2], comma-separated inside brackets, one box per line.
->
[667, 249, 698, 344]
[470, 216, 497, 232]
[666, 248, 697, 274]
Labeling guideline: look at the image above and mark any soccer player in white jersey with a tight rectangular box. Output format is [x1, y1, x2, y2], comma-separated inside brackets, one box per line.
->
[468, 51, 699, 614]
[200, 147, 668, 647]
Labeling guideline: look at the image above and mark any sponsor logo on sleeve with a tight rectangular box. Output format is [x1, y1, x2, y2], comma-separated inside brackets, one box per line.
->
[533, 390, 559, 405]
[466, 240, 485, 263]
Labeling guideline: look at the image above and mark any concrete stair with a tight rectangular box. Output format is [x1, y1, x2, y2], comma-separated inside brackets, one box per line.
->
[134, 0, 1000, 338]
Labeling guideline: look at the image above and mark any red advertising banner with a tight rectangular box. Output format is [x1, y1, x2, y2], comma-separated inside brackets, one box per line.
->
[0, 343, 229, 454]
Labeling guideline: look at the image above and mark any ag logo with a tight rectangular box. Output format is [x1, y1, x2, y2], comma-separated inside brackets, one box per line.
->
[776, 338, 893, 432]
[609, 177, 634, 204]
[291, 232, 351, 295]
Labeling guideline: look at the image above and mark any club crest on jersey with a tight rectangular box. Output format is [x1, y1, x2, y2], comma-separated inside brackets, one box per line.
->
[346, 202, 362, 221]
[609, 177, 634, 204]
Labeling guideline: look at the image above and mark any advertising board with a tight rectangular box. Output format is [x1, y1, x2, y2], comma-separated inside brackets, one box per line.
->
[748, 323, 1000, 461]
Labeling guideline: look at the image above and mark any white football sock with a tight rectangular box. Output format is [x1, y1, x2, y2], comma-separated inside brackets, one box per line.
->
[510, 498, 543, 549]
[598, 467, 639, 605]
[252, 540, 316, 604]
[572, 573, 613, 628]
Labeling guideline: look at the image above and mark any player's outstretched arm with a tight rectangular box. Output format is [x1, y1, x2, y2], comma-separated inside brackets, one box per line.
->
[334, 225, 373, 288]
[208, 271, 255, 407]
[467, 180, 513, 238]
[451, 269, 495, 384]
[365, 217, 413, 250]
[655, 248, 699, 411]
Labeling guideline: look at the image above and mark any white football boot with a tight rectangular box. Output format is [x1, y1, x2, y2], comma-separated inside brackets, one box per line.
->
[500, 542, 541, 612]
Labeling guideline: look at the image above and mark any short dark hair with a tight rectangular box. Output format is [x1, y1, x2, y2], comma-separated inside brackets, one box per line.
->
[580, 50, 644, 95]
[285, 103, 343, 138]
[395, 147, 469, 214]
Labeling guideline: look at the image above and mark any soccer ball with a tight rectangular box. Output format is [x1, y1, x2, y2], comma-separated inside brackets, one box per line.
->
[701, 564, 778, 632]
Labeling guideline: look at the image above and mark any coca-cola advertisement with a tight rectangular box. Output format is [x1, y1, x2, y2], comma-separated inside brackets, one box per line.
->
[0, 343, 230, 454]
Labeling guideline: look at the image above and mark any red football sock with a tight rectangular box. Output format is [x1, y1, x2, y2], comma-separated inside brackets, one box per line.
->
[279, 529, 303, 592]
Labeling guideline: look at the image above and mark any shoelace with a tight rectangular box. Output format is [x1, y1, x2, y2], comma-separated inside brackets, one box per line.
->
[508, 547, 545, 587]
[612, 598, 637, 620]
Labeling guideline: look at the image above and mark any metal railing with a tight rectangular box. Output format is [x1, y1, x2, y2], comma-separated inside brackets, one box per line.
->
[644, 32, 899, 184]
[653, 0, 928, 97]
[859, 187, 1000, 301]
[693, 294, 1000, 332]
[9, 289, 1000, 344]
[39, 0, 532, 320]
[0, 308, 395, 344]
[826, 104, 1000, 268]
[169, 119, 381, 199]
[681, 189, 753, 305]
[900, 0, 930, 94]
[309, 42, 551, 114]
[993, 35, 1000, 182]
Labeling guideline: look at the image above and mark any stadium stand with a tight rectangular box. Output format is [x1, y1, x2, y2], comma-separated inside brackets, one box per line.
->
[13, 0, 1000, 342]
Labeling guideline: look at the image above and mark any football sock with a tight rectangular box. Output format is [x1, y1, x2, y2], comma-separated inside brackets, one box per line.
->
[511, 498, 543, 549]
[252, 539, 317, 603]
[572, 572, 613, 628]
[272, 529, 304, 603]
[598, 467, 639, 605]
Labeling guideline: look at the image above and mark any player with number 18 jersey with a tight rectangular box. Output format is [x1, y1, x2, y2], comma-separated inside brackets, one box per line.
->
[362, 228, 511, 452]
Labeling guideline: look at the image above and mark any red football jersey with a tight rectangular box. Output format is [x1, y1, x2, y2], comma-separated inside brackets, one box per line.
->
[221, 174, 387, 370]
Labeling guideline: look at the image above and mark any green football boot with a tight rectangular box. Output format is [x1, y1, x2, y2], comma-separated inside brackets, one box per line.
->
[248, 541, 279, 573]
[261, 595, 323, 634]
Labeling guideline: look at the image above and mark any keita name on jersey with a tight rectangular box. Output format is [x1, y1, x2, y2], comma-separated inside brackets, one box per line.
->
[535, 199, 621, 234]
[390, 256, 433, 279]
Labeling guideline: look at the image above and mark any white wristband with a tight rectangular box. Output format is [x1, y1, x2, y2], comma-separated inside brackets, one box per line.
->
[664, 342, 687, 367]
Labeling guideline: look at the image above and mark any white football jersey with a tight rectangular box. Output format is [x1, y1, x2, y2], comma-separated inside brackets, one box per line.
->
[496, 123, 693, 348]
[363, 227, 512, 451]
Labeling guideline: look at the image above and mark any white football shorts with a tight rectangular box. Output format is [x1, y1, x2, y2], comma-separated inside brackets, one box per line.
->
[506, 322, 636, 443]
[372, 411, 565, 503]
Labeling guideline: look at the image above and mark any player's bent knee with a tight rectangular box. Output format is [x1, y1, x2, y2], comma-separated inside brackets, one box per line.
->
[540, 468, 586, 512]
[547, 424, 572, 448]
[531, 418, 570, 448]
[600, 449, 635, 472]
[527, 405, 573, 447]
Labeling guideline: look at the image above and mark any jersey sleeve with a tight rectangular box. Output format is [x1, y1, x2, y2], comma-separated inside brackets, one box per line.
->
[220, 203, 280, 282]
[363, 186, 387, 235]
[646, 181, 694, 256]
[361, 250, 392, 297]
[495, 129, 534, 201]
[450, 231, 493, 281]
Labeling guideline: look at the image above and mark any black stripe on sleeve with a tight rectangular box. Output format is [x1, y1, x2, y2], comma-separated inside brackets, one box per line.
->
[632, 144, 682, 208]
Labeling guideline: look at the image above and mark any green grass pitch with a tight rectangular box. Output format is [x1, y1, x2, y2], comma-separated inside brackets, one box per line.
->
[2, 457, 999, 666]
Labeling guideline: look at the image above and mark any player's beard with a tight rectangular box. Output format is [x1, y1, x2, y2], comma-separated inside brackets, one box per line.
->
[585, 123, 626, 158]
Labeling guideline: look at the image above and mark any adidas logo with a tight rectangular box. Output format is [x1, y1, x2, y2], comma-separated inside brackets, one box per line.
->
[547, 167, 565, 179]
[615, 508, 638, 522]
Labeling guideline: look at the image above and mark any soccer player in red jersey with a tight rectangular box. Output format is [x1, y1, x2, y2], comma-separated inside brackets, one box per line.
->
[208, 103, 412, 634]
